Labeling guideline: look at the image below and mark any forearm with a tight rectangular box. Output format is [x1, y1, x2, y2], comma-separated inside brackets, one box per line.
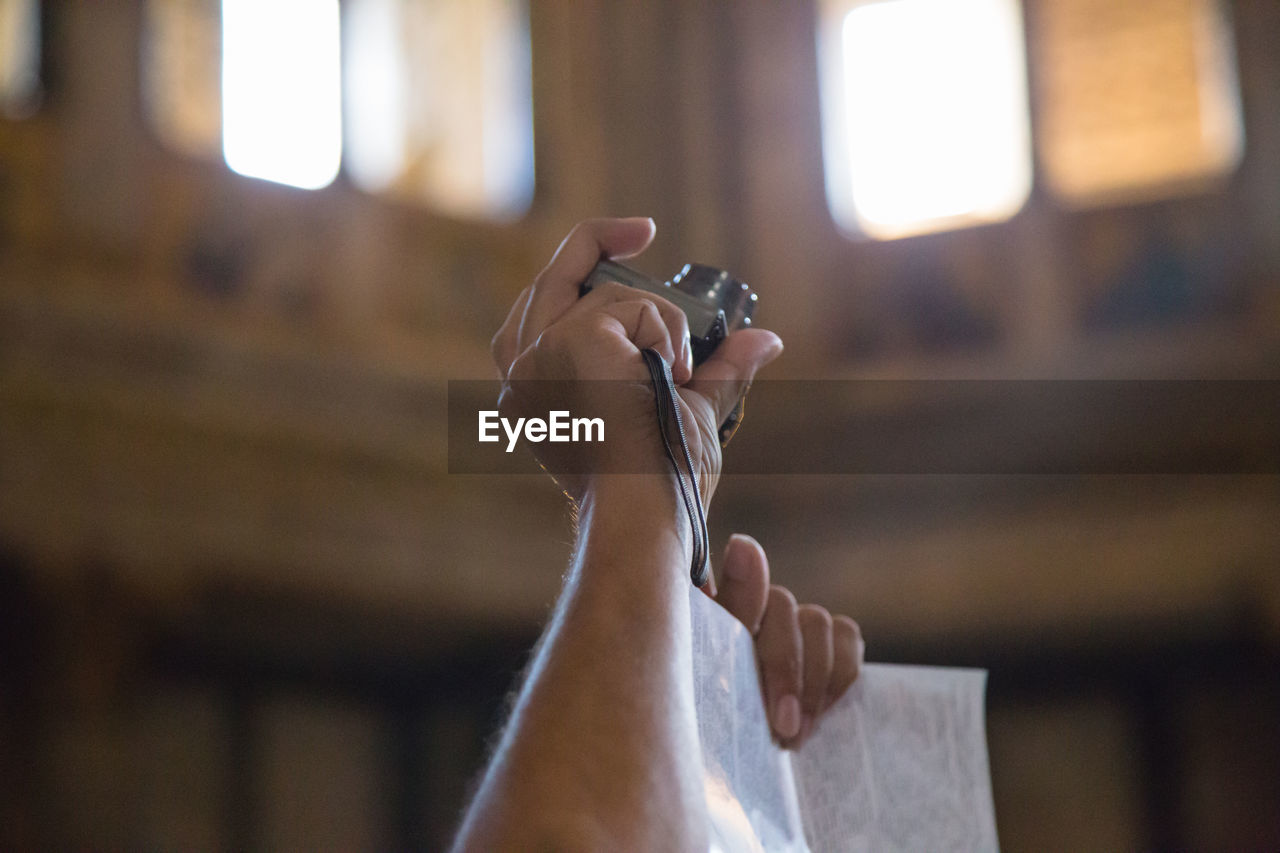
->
[452, 479, 707, 851]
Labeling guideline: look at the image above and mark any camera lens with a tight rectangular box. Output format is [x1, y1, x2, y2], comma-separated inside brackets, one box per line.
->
[669, 264, 757, 331]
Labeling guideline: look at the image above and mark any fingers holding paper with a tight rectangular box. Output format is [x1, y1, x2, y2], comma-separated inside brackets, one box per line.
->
[714, 533, 864, 749]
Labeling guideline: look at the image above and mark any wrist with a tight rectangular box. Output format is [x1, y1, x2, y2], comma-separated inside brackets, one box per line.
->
[576, 475, 695, 581]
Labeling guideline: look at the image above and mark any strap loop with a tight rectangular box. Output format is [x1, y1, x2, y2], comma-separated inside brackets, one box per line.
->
[640, 348, 711, 587]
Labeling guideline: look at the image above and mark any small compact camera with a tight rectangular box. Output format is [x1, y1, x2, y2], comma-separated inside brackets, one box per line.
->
[581, 259, 757, 445]
[580, 260, 757, 366]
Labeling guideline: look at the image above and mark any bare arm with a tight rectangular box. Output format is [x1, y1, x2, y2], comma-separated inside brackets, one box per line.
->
[453, 479, 706, 850]
[452, 218, 862, 849]
[453, 218, 738, 850]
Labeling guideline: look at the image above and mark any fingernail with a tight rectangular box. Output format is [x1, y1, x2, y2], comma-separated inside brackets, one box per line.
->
[682, 334, 693, 380]
[775, 694, 801, 740]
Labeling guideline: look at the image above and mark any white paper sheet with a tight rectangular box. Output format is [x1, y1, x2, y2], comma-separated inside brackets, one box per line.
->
[690, 588, 999, 853]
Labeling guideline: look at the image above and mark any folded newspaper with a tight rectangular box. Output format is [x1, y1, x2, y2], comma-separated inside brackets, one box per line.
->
[690, 588, 999, 852]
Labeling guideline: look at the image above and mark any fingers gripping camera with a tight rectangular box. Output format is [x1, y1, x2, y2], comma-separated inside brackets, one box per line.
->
[581, 261, 757, 365]
[581, 260, 757, 446]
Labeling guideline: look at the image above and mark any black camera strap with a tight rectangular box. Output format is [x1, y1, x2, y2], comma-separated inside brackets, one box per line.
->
[640, 348, 711, 587]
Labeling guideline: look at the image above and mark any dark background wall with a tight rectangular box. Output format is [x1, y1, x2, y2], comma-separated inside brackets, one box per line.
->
[2, 1, 1278, 849]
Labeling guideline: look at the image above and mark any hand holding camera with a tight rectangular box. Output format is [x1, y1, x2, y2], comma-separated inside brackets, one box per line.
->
[489, 218, 860, 748]
[490, 217, 782, 520]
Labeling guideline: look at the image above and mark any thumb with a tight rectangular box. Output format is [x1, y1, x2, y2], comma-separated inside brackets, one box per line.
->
[685, 329, 783, 425]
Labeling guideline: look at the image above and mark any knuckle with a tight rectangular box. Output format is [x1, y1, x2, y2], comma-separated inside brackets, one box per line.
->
[565, 219, 595, 246]
[833, 615, 861, 642]
[605, 281, 680, 315]
[766, 648, 802, 683]
[504, 349, 531, 384]
[797, 604, 833, 633]
[613, 300, 665, 337]
[652, 297, 688, 335]
[641, 301, 667, 330]
[672, 306, 691, 334]
[631, 297, 661, 317]
[534, 323, 570, 353]
[645, 289, 680, 315]
[629, 287, 674, 320]
[768, 585, 798, 611]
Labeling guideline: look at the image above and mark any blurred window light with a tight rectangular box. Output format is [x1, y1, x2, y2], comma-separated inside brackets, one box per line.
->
[144, 0, 222, 159]
[818, 0, 1032, 241]
[1033, 0, 1243, 205]
[144, 0, 533, 215]
[221, 0, 342, 190]
[0, 0, 40, 118]
[343, 0, 534, 221]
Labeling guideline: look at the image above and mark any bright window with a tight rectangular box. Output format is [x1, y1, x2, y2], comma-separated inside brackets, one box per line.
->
[0, 0, 40, 119]
[818, 0, 1033, 240]
[221, 0, 342, 190]
[143, 0, 533, 213]
[1033, 0, 1243, 205]
[343, 0, 534, 220]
